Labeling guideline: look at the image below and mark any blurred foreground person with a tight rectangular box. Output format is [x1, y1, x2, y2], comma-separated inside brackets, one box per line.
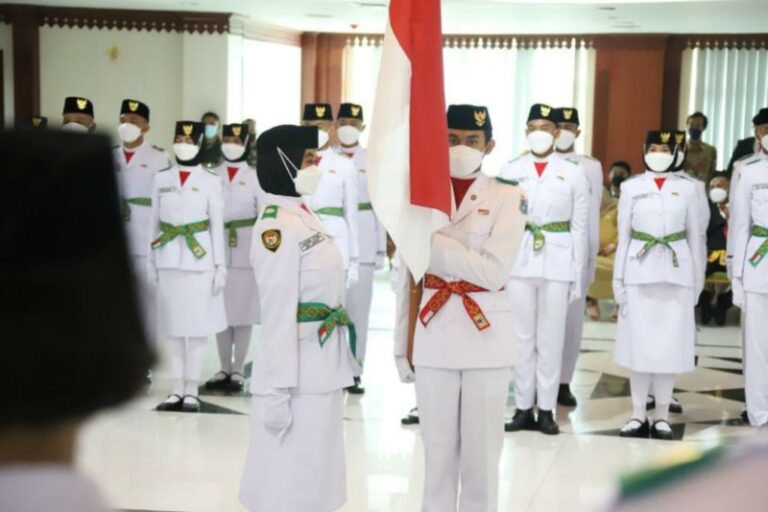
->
[0, 130, 154, 511]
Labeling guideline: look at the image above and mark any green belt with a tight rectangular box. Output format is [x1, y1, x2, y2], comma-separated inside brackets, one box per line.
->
[526, 221, 571, 251]
[121, 197, 152, 222]
[631, 230, 687, 268]
[224, 217, 257, 247]
[151, 220, 210, 259]
[314, 207, 344, 217]
[297, 302, 358, 361]
[358, 202, 373, 211]
[749, 225, 768, 267]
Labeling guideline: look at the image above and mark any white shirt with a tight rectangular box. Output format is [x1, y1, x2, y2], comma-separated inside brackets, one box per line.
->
[217, 160, 265, 268]
[730, 156, 768, 293]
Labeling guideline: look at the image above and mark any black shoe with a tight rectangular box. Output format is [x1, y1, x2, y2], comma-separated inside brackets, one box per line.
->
[157, 394, 183, 412]
[204, 371, 231, 390]
[401, 407, 419, 425]
[669, 396, 683, 414]
[741, 409, 750, 425]
[650, 420, 674, 440]
[505, 408, 537, 432]
[224, 373, 245, 393]
[646, 395, 655, 411]
[619, 418, 650, 438]
[537, 410, 560, 436]
[714, 291, 732, 326]
[181, 395, 201, 413]
[699, 290, 713, 325]
[346, 377, 365, 395]
[557, 384, 578, 407]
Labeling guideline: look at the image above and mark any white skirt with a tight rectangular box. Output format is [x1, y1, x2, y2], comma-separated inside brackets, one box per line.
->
[223, 267, 260, 326]
[614, 283, 696, 373]
[239, 391, 346, 512]
[157, 269, 227, 338]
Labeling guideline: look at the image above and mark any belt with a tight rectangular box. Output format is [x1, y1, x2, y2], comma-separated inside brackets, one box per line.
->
[526, 221, 571, 251]
[224, 217, 257, 247]
[419, 273, 492, 331]
[631, 230, 687, 268]
[151, 220, 210, 259]
[297, 302, 358, 360]
[358, 202, 373, 211]
[314, 207, 344, 217]
[749, 225, 768, 267]
[121, 197, 152, 222]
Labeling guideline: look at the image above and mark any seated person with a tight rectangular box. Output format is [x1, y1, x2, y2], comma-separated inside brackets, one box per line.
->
[699, 175, 732, 326]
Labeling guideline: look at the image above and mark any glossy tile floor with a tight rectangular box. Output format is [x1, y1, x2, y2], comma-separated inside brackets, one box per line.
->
[77, 274, 764, 512]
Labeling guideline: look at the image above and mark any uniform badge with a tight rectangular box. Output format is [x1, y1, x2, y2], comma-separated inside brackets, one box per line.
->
[329, 169, 336, 174]
[128, 101, 139, 112]
[239, 181, 246, 186]
[191, 187, 199, 192]
[262, 229, 282, 252]
[557, 175, 565, 181]
[671, 192, 679, 197]
[182, 123, 193, 136]
[474, 109, 487, 127]
[300, 232, 326, 252]
[519, 196, 529, 215]
[76, 98, 88, 110]
[478, 209, 490, 216]
[140, 164, 148, 168]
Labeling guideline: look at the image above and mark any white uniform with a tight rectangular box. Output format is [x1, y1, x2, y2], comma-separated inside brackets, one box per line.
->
[556, 151, 603, 384]
[613, 172, 704, 373]
[112, 142, 169, 338]
[336, 145, 387, 377]
[148, 165, 227, 337]
[0, 465, 108, 512]
[241, 196, 357, 512]
[499, 154, 589, 411]
[729, 155, 768, 426]
[728, 152, 766, 276]
[675, 170, 710, 278]
[394, 174, 526, 512]
[306, 148, 359, 271]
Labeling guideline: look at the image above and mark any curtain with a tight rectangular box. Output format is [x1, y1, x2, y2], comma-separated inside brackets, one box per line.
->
[686, 44, 768, 170]
[343, 37, 596, 175]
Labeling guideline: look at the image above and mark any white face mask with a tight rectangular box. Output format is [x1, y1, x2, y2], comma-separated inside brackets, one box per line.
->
[173, 143, 200, 162]
[62, 122, 89, 133]
[337, 126, 361, 146]
[555, 130, 576, 151]
[117, 122, 142, 144]
[527, 130, 554, 155]
[221, 142, 246, 161]
[277, 147, 322, 196]
[761, 134, 768, 153]
[709, 187, 728, 204]
[317, 129, 330, 149]
[644, 152, 675, 173]
[449, 145, 484, 178]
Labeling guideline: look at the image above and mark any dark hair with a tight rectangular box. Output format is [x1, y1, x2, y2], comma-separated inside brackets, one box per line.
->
[201, 111, 220, 121]
[0, 131, 155, 430]
[687, 111, 708, 129]
[610, 160, 631, 173]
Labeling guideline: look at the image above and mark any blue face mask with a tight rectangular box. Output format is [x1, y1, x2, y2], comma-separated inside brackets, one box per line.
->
[204, 124, 219, 140]
[688, 127, 702, 141]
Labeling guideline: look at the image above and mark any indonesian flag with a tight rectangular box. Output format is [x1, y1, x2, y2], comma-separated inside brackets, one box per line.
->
[367, 0, 452, 281]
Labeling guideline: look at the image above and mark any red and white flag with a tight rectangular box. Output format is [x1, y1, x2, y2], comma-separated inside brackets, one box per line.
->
[367, 0, 452, 281]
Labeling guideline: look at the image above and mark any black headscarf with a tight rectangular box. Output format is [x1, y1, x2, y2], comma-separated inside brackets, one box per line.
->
[256, 125, 318, 197]
[222, 123, 250, 163]
[174, 120, 205, 167]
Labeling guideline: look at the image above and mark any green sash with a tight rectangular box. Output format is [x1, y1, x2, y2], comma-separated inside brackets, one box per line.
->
[121, 197, 152, 222]
[632, 230, 687, 267]
[526, 221, 571, 251]
[314, 207, 344, 217]
[224, 217, 257, 247]
[151, 220, 210, 259]
[358, 202, 373, 211]
[749, 225, 768, 267]
[297, 302, 358, 361]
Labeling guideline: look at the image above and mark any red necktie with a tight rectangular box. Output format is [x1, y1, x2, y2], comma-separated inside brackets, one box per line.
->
[227, 166, 238, 182]
[124, 150, 134, 164]
[654, 177, 666, 190]
[534, 161, 548, 177]
[179, 171, 191, 187]
[316, 156, 323, 165]
[344, 152, 354, 158]
[300, 203, 310, 213]
[451, 177, 476, 209]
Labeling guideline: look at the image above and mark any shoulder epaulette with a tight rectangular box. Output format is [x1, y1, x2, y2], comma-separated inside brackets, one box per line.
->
[507, 155, 522, 165]
[262, 204, 279, 220]
[737, 153, 756, 163]
[564, 157, 580, 166]
[204, 167, 219, 176]
[496, 177, 519, 186]
[583, 154, 598, 161]
[152, 145, 165, 152]
[157, 166, 171, 173]
[745, 157, 762, 167]
[111, 145, 120, 151]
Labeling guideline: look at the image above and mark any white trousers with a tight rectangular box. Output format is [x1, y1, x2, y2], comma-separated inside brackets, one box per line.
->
[216, 326, 252, 375]
[561, 271, 590, 384]
[508, 278, 570, 411]
[166, 336, 208, 397]
[130, 255, 158, 345]
[346, 264, 375, 377]
[745, 292, 768, 426]
[415, 366, 510, 512]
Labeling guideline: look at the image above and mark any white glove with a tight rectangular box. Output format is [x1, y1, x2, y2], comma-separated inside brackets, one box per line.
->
[612, 280, 629, 317]
[213, 265, 227, 294]
[374, 251, 387, 271]
[395, 356, 415, 384]
[262, 390, 292, 433]
[568, 282, 582, 304]
[732, 278, 745, 308]
[346, 260, 359, 287]
[146, 261, 159, 287]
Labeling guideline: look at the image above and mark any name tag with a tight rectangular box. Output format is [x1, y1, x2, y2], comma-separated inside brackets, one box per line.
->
[329, 169, 337, 174]
[671, 192, 680, 197]
[159, 186, 177, 194]
[753, 184, 768, 190]
[633, 193, 653, 202]
[140, 164, 148, 168]
[478, 209, 490, 216]
[300, 233, 326, 252]
[239, 181, 246, 186]
[191, 187, 199, 192]
[556, 175, 565, 181]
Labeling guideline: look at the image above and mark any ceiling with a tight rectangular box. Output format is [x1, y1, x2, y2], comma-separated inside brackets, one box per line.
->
[14, 0, 768, 34]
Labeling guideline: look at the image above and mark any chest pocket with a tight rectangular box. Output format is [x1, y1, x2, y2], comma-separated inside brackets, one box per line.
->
[752, 185, 768, 206]
[460, 211, 495, 249]
[545, 181, 572, 218]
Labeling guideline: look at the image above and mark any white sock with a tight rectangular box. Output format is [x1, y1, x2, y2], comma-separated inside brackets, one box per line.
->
[184, 380, 200, 398]
[653, 373, 676, 424]
[215, 328, 234, 373]
[184, 337, 209, 396]
[630, 371, 652, 422]
[232, 326, 253, 375]
[167, 336, 186, 396]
